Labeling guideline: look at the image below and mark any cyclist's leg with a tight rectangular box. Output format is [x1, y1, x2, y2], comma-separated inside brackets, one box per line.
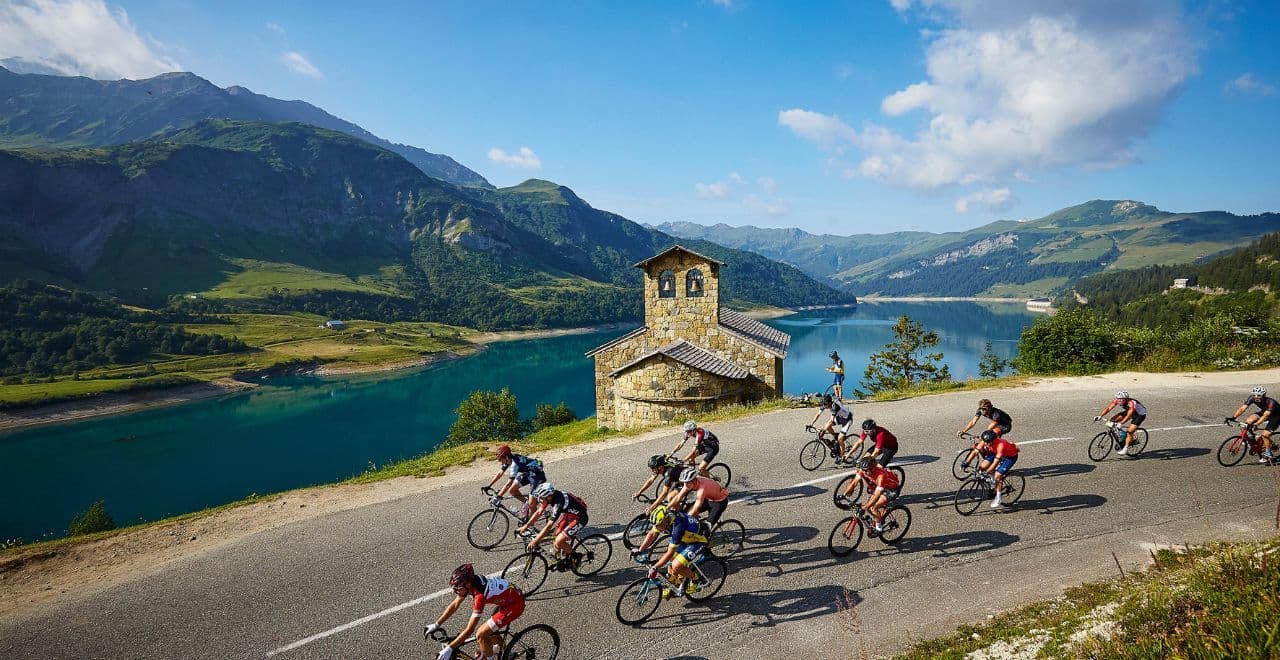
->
[842, 474, 860, 497]
[879, 446, 898, 468]
[704, 498, 727, 528]
[481, 597, 523, 658]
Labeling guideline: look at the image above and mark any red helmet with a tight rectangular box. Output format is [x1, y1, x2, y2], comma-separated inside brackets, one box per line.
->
[450, 564, 478, 590]
[496, 445, 512, 462]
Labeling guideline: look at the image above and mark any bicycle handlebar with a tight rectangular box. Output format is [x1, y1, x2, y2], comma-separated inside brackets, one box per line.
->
[426, 627, 448, 642]
[634, 493, 654, 504]
[957, 431, 978, 440]
[481, 486, 497, 496]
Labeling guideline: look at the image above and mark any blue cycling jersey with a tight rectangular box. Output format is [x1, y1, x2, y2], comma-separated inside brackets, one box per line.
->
[668, 512, 707, 548]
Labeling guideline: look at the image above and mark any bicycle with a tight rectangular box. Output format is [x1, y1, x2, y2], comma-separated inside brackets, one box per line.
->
[1088, 418, 1149, 461]
[832, 466, 907, 509]
[827, 503, 912, 557]
[621, 495, 745, 557]
[614, 549, 729, 625]
[467, 487, 532, 550]
[425, 623, 560, 660]
[800, 425, 864, 471]
[953, 469, 1025, 515]
[643, 456, 732, 501]
[950, 432, 983, 480]
[1217, 418, 1276, 467]
[500, 530, 613, 597]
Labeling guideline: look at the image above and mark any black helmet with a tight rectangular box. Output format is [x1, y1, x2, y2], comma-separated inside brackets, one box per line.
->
[861, 419, 876, 431]
[980, 430, 998, 443]
[857, 455, 875, 470]
[647, 454, 666, 470]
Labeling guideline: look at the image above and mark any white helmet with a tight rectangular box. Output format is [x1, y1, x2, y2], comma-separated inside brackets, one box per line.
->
[1252, 386, 1268, 398]
[683, 420, 697, 433]
[531, 482, 555, 499]
[678, 466, 699, 484]
[1114, 391, 1129, 400]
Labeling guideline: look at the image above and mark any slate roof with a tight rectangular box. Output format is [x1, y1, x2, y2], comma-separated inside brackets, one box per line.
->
[583, 326, 647, 357]
[717, 308, 790, 358]
[610, 340, 750, 379]
[632, 245, 724, 269]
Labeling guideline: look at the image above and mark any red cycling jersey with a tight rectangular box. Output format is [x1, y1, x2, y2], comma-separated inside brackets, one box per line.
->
[860, 428, 898, 451]
[471, 577, 523, 614]
[988, 437, 1019, 457]
[860, 465, 900, 491]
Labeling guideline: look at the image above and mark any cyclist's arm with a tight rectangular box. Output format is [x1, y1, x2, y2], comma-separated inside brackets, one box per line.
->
[434, 593, 465, 629]
[687, 489, 708, 518]
[1119, 404, 1135, 423]
[960, 416, 978, 434]
[651, 544, 677, 571]
[672, 435, 688, 455]
[450, 610, 483, 650]
[1098, 401, 1116, 417]
[633, 473, 658, 499]
[648, 484, 673, 513]
[1232, 404, 1248, 419]
[666, 485, 690, 511]
[485, 469, 505, 489]
[497, 478, 518, 498]
[529, 518, 555, 547]
[518, 502, 549, 533]
[987, 447, 1005, 473]
[1259, 404, 1274, 424]
[809, 410, 824, 426]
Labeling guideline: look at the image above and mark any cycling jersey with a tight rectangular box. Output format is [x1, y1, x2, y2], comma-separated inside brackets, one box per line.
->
[546, 491, 588, 521]
[831, 401, 854, 425]
[988, 437, 1019, 457]
[860, 428, 898, 451]
[506, 454, 544, 479]
[691, 428, 720, 462]
[691, 428, 719, 446]
[662, 465, 685, 488]
[1246, 396, 1280, 416]
[979, 407, 1012, 430]
[1113, 398, 1148, 417]
[687, 476, 729, 502]
[471, 577, 522, 613]
[668, 511, 707, 549]
[860, 465, 900, 491]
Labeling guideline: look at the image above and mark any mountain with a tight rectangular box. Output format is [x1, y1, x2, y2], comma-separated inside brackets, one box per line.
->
[657, 200, 1280, 297]
[0, 120, 850, 330]
[0, 65, 491, 189]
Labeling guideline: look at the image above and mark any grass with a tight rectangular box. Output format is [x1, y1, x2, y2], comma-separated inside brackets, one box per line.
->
[0, 374, 200, 409]
[861, 375, 1030, 402]
[203, 259, 404, 300]
[898, 535, 1280, 659]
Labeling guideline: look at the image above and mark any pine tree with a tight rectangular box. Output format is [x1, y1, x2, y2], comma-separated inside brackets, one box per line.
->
[857, 315, 951, 396]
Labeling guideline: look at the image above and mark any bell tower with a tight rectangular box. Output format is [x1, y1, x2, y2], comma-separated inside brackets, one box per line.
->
[634, 246, 721, 340]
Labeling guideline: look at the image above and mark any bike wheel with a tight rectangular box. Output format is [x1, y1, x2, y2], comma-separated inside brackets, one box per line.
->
[1127, 428, 1149, 457]
[501, 552, 548, 597]
[832, 475, 862, 510]
[466, 509, 510, 550]
[799, 439, 826, 471]
[622, 513, 652, 550]
[707, 463, 732, 487]
[571, 534, 612, 577]
[951, 450, 972, 480]
[503, 623, 560, 660]
[1217, 435, 1247, 467]
[615, 578, 662, 625]
[879, 505, 912, 545]
[685, 556, 728, 602]
[954, 479, 989, 516]
[1087, 431, 1113, 462]
[827, 516, 863, 557]
[890, 466, 906, 491]
[1001, 473, 1026, 504]
[709, 519, 745, 557]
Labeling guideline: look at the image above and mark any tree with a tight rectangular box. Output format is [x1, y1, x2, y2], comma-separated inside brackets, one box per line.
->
[1014, 308, 1118, 375]
[445, 388, 523, 448]
[857, 315, 951, 396]
[67, 500, 116, 536]
[978, 341, 1011, 379]
[530, 402, 577, 431]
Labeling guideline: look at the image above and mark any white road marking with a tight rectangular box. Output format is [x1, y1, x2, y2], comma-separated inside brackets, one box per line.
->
[264, 421, 1229, 655]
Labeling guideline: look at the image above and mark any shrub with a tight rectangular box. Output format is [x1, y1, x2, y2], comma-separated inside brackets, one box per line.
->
[1015, 308, 1118, 375]
[445, 388, 523, 448]
[977, 341, 1011, 379]
[67, 500, 116, 536]
[857, 315, 951, 396]
[530, 402, 577, 431]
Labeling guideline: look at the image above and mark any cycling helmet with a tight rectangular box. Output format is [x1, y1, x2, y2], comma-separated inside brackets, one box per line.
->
[449, 564, 478, 590]
[1253, 386, 1268, 398]
[531, 482, 555, 499]
[861, 419, 876, 431]
[496, 445, 512, 462]
[647, 454, 667, 470]
[1115, 391, 1130, 400]
[649, 505, 671, 527]
[980, 429, 998, 443]
[857, 455, 875, 470]
[683, 420, 697, 433]
[829, 351, 839, 359]
[678, 466, 699, 484]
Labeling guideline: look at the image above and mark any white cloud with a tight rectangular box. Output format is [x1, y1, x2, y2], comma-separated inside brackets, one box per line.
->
[1225, 72, 1275, 96]
[756, 176, 777, 194]
[266, 21, 284, 34]
[279, 51, 324, 80]
[487, 146, 542, 169]
[695, 172, 742, 199]
[743, 193, 791, 217]
[0, 0, 179, 79]
[782, 1, 1198, 190]
[954, 187, 1013, 214]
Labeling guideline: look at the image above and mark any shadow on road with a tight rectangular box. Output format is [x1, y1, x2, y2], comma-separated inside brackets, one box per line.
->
[746, 525, 820, 552]
[735, 483, 826, 507]
[871, 529, 1020, 558]
[891, 454, 941, 467]
[1021, 463, 1096, 479]
[1011, 493, 1107, 515]
[1137, 446, 1210, 461]
[633, 583, 846, 632]
[896, 489, 958, 510]
[731, 540, 845, 578]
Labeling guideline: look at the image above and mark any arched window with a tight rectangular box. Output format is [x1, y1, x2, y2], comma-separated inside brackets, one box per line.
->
[658, 269, 676, 298]
[686, 268, 705, 297]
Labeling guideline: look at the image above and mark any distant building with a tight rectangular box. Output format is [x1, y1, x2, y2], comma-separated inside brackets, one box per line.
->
[586, 246, 790, 429]
[322, 320, 346, 330]
[1026, 297, 1054, 313]
[1172, 278, 1189, 289]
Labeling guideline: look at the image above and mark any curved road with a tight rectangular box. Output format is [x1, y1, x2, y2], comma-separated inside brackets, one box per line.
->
[3, 376, 1278, 659]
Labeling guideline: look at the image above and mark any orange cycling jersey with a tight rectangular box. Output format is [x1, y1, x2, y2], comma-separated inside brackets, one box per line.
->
[689, 476, 729, 501]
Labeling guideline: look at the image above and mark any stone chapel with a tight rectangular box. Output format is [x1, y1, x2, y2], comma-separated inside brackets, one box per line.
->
[585, 245, 790, 429]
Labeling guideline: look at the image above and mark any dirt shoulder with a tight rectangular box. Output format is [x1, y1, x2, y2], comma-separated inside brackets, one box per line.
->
[0, 379, 255, 434]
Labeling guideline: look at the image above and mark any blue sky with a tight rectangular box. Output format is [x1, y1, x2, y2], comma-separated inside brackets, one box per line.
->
[2, 0, 1277, 233]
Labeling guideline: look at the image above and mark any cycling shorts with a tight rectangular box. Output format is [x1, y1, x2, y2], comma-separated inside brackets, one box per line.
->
[1112, 413, 1146, 428]
[834, 373, 845, 385]
[873, 488, 899, 502]
[673, 544, 706, 568]
[877, 446, 898, 468]
[993, 423, 1011, 436]
[837, 420, 854, 435]
[1264, 416, 1280, 433]
[702, 498, 728, 528]
[556, 512, 586, 537]
[514, 470, 546, 489]
[488, 596, 525, 629]
[994, 455, 1017, 475]
[695, 441, 719, 464]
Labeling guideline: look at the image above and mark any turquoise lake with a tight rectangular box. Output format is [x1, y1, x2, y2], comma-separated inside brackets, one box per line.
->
[0, 301, 1041, 541]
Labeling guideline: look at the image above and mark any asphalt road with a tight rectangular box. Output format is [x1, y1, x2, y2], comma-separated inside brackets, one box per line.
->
[3, 378, 1278, 659]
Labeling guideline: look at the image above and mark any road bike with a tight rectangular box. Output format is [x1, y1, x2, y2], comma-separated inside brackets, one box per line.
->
[467, 487, 532, 550]
[1217, 418, 1276, 467]
[827, 503, 912, 557]
[1088, 419, 1149, 461]
[500, 530, 613, 596]
[800, 425, 864, 471]
[831, 466, 907, 509]
[614, 549, 728, 625]
[425, 623, 560, 660]
[621, 495, 745, 557]
[642, 456, 733, 501]
[950, 432, 983, 480]
[953, 469, 1025, 515]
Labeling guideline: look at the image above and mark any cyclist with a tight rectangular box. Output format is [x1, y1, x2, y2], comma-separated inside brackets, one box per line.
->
[637, 505, 708, 599]
[483, 445, 545, 520]
[667, 466, 731, 528]
[632, 454, 685, 510]
[807, 393, 857, 463]
[956, 399, 1013, 472]
[858, 419, 899, 468]
[977, 430, 1019, 509]
[827, 350, 846, 400]
[849, 455, 900, 536]
[516, 482, 587, 571]
[1095, 390, 1148, 455]
[1229, 386, 1279, 463]
[425, 564, 524, 660]
[673, 420, 720, 477]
